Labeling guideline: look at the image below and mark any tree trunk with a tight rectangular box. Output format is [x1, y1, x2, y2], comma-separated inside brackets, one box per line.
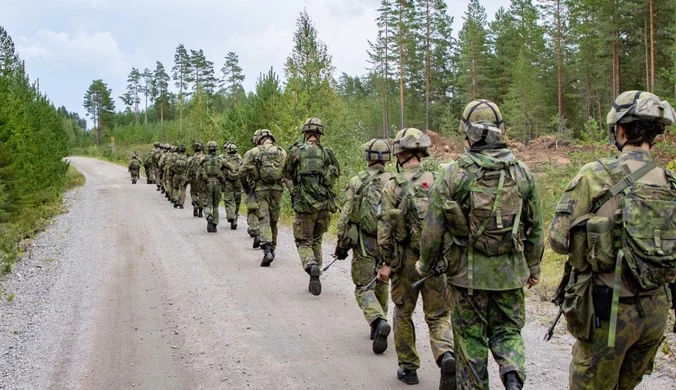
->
[649, 0, 655, 92]
[384, 15, 390, 138]
[424, 0, 430, 131]
[555, 0, 563, 117]
[179, 73, 183, 136]
[644, 13, 650, 90]
[160, 100, 165, 142]
[144, 93, 148, 125]
[612, 31, 620, 97]
[398, 0, 405, 130]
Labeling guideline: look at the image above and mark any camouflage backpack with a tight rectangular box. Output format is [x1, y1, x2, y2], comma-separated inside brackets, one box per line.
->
[222, 155, 241, 181]
[173, 155, 188, 174]
[299, 144, 324, 176]
[349, 170, 391, 235]
[204, 155, 221, 177]
[257, 145, 284, 184]
[394, 170, 435, 253]
[130, 159, 140, 170]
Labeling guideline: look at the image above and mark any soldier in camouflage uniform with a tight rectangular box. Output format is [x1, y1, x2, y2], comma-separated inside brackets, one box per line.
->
[158, 144, 170, 194]
[335, 138, 392, 354]
[283, 118, 341, 296]
[188, 142, 206, 218]
[128, 152, 141, 184]
[221, 141, 243, 230]
[165, 146, 179, 204]
[376, 128, 455, 387]
[143, 147, 154, 184]
[242, 130, 287, 266]
[171, 145, 189, 209]
[152, 143, 164, 191]
[548, 91, 676, 390]
[242, 130, 262, 247]
[419, 101, 544, 390]
[199, 141, 225, 233]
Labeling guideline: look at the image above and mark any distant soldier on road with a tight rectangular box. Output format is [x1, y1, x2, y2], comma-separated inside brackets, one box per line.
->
[128, 152, 141, 184]
[221, 141, 243, 230]
[199, 141, 225, 233]
[171, 145, 189, 209]
[188, 142, 206, 218]
[242, 131, 262, 247]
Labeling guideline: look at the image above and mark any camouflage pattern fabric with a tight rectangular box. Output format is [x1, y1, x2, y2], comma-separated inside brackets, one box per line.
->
[188, 152, 205, 210]
[379, 164, 454, 371]
[419, 148, 544, 290]
[294, 209, 331, 270]
[172, 173, 187, 206]
[246, 191, 260, 237]
[204, 181, 222, 225]
[569, 294, 669, 390]
[451, 285, 526, 389]
[256, 189, 283, 248]
[223, 179, 242, 222]
[283, 141, 340, 214]
[351, 233, 388, 325]
[129, 169, 140, 181]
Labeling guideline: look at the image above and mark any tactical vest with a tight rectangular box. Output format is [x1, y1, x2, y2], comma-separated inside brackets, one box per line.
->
[257, 145, 284, 184]
[204, 155, 221, 177]
[349, 170, 390, 235]
[173, 155, 188, 174]
[299, 144, 324, 176]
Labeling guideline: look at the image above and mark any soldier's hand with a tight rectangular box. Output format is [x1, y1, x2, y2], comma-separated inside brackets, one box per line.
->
[334, 243, 349, 260]
[527, 276, 539, 289]
[414, 261, 426, 277]
[377, 264, 392, 282]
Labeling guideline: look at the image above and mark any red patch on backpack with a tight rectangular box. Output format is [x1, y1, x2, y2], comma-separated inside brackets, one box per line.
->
[422, 182, 429, 189]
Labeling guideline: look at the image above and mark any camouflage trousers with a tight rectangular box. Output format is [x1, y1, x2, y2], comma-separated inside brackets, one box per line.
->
[172, 174, 187, 206]
[451, 286, 526, 390]
[144, 166, 153, 182]
[293, 209, 331, 271]
[569, 293, 669, 390]
[256, 189, 282, 248]
[246, 191, 259, 237]
[154, 167, 163, 189]
[190, 179, 204, 209]
[391, 249, 453, 371]
[223, 179, 242, 222]
[204, 180, 222, 226]
[165, 172, 174, 199]
[351, 233, 388, 325]
[130, 169, 139, 181]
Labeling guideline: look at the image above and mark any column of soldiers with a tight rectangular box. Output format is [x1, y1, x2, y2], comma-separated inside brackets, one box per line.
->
[129, 93, 676, 389]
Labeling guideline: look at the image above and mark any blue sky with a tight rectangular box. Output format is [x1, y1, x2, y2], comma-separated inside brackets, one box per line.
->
[1, 0, 508, 124]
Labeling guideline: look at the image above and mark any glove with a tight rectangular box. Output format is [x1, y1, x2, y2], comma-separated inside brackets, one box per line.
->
[334, 243, 349, 260]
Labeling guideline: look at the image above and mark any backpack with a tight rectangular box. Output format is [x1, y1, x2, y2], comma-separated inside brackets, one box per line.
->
[395, 170, 434, 253]
[130, 159, 140, 170]
[350, 171, 390, 235]
[299, 144, 324, 176]
[257, 145, 284, 184]
[173, 155, 188, 174]
[204, 155, 221, 177]
[222, 155, 241, 181]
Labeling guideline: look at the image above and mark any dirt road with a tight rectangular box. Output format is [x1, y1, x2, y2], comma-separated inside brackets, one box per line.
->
[0, 157, 673, 389]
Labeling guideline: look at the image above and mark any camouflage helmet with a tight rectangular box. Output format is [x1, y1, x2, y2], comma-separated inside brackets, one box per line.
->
[460, 100, 505, 145]
[251, 130, 262, 146]
[193, 142, 203, 152]
[153, 142, 160, 148]
[225, 142, 238, 153]
[206, 140, 219, 152]
[301, 118, 324, 135]
[606, 90, 675, 132]
[178, 145, 186, 153]
[255, 129, 276, 145]
[393, 128, 431, 157]
[363, 138, 392, 162]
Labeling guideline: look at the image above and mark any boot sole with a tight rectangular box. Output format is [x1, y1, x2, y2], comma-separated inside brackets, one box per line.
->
[439, 355, 457, 390]
[372, 321, 391, 354]
[309, 265, 321, 296]
[397, 374, 419, 385]
[252, 238, 261, 249]
[261, 254, 274, 267]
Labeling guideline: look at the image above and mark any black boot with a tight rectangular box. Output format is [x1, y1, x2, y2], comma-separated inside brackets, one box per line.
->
[206, 216, 214, 233]
[179, 204, 184, 209]
[156, 186, 161, 191]
[212, 224, 217, 233]
[198, 208, 203, 218]
[397, 368, 419, 385]
[261, 244, 274, 267]
[193, 207, 198, 217]
[230, 219, 237, 230]
[173, 202, 179, 208]
[503, 371, 522, 390]
[372, 318, 391, 355]
[438, 352, 457, 390]
[308, 264, 321, 296]
[252, 234, 261, 249]
[370, 322, 377, 341]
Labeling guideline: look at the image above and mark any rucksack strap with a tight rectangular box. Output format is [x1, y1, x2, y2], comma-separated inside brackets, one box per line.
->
[592, 161, 657, 211]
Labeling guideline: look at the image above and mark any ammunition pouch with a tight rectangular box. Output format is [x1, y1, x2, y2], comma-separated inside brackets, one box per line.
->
[592, 284, 613, 321]
[562, 270, 595, 341]
[586, 216, 617, 273]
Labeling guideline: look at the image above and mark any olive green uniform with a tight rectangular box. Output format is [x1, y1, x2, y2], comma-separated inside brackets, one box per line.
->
[241, 148, 260, 237]
[221, 152, 243, 223]
[199, 153, 224, 226]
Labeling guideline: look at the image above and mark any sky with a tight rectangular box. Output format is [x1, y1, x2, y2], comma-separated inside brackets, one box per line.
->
[0, 0, 508, 124]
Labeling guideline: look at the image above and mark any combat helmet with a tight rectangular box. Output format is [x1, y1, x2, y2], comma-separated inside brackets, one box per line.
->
[224, 142, 238, 154]
[153, 142, 160, 148]
[363, 138, 392, 163]
[251, 130, 262, 146]
[302, 118, 324, 135]
[460, 100, 505, 146]
[255, 129, 276, 145]
[193, 142, 204, 152]
[206, 140, 219, 153]
[393, 128, 431, 157]
[607, 90, 675, 133]
[178, 145, 186, 153]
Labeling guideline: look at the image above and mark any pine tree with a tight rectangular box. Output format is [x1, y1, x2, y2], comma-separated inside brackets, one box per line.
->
[0, 26, 18, 73]
[251, 67, 282, 130]
[141, 68, 153, 124]
[83, 79, 116, 145]
[457, 0, 490, 103]
[221, 52, 245, 104]
[172, 44, 191, 136]
[367, 0, 397, 137]
[125, 67, 141, 124]
[152, 61, 170, 140]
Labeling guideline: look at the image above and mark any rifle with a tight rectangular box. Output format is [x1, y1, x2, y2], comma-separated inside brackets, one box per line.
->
[670, 282, 676, 333]
[322, 256, 339, 272]
[543, 261, 572, 342]
[411, 263, 446, 289]
[361, 260, 385, 292]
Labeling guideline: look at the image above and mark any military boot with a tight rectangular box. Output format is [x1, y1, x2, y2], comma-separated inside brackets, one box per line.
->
[252, 234, 261, 249]
[212, 224, 218, 233]
[438, 351, 457, 390]
[173, 202, 179, 208]
[160, 188, 165, 194]
[156, 186, 161, 191]
[261, 243, 274, 267]
[179, 205, 184, 209]
[206, 216, 214, 233]
[230, 219, 237, 230]
[308, 264, 321, 296]
[503, 372, 522, 390]
[372, 318, 391, 355]
[397, 368, 419, 385]
[198, 208, 203, 218]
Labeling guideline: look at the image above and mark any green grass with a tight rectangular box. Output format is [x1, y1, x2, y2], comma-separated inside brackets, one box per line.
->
[6, 293, 15, 302]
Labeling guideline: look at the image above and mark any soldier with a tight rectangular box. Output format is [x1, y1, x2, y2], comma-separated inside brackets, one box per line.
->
[548, 91, 676, 390]
[221, 141, 243, 230]
[419, 100, 544, 390]
[283, 118, 341, 296]
[165, 146, 179, 204]
[152, 143, 164, 191]
[376, 128, 454, 387]
[128, 152, 141, 184]
[188, 142, 206, 218]
[242, 130, 262, 247]
[242, 130, 286, 266]
[171, 145, 189, 209]
[335, 138, 392, 354]
[199, 141, 225, 233]
[143, 147, 154, 184]
[159, 145, 170, 196]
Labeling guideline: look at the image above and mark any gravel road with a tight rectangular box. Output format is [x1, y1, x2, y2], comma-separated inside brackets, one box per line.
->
[0, 157, 674, 390]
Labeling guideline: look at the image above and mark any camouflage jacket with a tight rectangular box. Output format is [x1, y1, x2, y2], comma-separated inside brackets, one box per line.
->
[241, 143, 287, 192]
[283, 141, 340, 213]
[220, 152, 243, 182]
[418, 148, 544, 291]
[198, 153, 224, 183]
[337, 166, 389, 240]
[151, 148, 162, 168]
[378, 164, 435, 269]
[548, 147, 672, 296]
[187, 151, 205, 182]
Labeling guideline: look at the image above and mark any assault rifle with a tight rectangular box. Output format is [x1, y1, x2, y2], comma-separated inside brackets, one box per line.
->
[322, 255, 339, 272]
[411, 263, 446, 289]
[544, 261, 572, 341]
[361, 260, 385, 292]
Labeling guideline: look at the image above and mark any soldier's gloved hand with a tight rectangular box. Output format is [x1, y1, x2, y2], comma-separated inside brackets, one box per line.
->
[377, 264, 392, 282]
[334, 243, 349, 260]
[414, 261, 426, 277]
